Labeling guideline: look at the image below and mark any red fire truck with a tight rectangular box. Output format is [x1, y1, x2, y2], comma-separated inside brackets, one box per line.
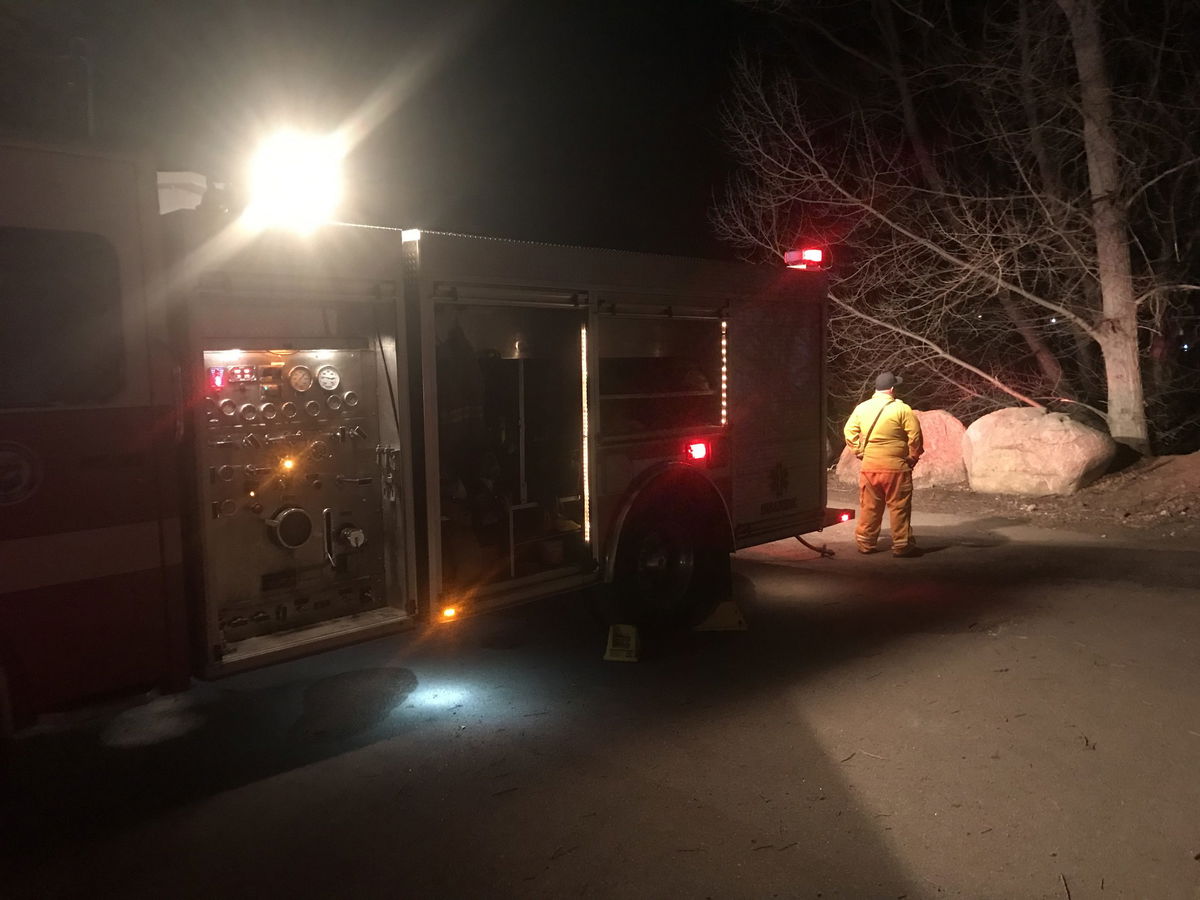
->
[0, 137, 844, 741]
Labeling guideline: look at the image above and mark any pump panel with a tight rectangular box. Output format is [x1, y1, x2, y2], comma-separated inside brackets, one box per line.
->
[196, 346, 389, 662]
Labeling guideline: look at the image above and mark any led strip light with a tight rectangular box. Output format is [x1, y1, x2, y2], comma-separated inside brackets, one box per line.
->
[580, 324, 591, 543]
[720, 319, 728, 426]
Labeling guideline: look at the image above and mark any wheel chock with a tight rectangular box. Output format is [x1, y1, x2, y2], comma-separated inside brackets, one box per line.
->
[693, 600, 747, 632]
[603, 624, 641, 662]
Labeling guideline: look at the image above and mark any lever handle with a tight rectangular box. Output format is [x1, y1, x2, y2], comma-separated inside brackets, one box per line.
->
[322, 507, 336, 570]
[336, 475, 374, 486]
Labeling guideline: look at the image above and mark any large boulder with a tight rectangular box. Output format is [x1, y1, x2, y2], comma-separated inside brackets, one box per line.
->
[835, 409, 968, 488]
[962, 407, 1116, 495]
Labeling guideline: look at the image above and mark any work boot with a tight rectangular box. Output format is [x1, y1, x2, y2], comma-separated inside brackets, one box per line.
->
[892, 544, 922, 558]
[857, 545, 878, 555]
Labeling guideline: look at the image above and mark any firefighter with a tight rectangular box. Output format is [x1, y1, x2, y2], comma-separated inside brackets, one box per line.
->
[844, 372, 924, 557]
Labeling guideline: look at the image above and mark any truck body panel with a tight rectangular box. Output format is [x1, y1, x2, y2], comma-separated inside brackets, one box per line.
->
[1, 142, 832, 720]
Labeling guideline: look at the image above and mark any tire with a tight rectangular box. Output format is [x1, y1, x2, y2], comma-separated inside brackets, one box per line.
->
[611, 488, 730, 630]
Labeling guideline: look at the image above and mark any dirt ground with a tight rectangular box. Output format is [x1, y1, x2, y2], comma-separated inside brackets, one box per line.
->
[833, 452, 1200, 548]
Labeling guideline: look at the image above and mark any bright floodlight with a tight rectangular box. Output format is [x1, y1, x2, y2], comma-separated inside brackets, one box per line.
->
[242, 131, 344, 232]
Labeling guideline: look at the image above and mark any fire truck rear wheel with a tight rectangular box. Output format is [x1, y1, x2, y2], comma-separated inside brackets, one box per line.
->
[611, 493, 730, 630]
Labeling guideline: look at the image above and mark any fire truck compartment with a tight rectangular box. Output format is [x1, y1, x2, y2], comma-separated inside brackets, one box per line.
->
[435, 303, 588, 593]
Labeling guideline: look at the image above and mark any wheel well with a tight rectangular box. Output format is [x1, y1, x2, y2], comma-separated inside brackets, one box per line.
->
[603, 464, 733, 582]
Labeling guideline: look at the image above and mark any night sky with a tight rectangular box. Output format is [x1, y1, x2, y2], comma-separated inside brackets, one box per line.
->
[3, 0, 762, 257]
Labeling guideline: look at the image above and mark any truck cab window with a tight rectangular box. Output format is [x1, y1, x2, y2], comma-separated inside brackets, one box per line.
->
[0, 227, 123, 408]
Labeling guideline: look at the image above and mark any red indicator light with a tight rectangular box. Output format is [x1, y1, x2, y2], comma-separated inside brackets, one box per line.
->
[840, 512, 851, 522]
[686, 441, 709, 462]
[208, 367, 225, 391]
[784, 247, 828, 269]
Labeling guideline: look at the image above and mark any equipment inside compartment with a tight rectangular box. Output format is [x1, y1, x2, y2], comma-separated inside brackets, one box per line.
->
[436, 305, 586, 588]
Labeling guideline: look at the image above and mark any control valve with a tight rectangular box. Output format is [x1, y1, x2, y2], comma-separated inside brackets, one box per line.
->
[339, 525, 367, 549]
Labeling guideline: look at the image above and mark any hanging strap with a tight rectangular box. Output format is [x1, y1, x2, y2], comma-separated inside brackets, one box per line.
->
[857, 398, 895, 458]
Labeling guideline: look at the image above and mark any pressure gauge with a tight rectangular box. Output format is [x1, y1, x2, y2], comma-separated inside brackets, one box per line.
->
[281, 401, 298, 419]
[327, 393, 343, 411]
[316, 365, 341, 391]
[288, 366, 314, 393]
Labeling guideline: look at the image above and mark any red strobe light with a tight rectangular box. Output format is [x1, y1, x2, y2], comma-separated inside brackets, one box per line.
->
[784, 247, 827, 270]
[686, 441, 709, 462]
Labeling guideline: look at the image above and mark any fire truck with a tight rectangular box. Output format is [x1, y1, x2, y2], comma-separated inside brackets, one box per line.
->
[0, 137, 843, 740]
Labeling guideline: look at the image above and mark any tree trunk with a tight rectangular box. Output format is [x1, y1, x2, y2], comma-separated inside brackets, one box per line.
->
[873, 0, 944, 194]
[1057, 0, 1149, 452]
[997, 292, 1064, 389]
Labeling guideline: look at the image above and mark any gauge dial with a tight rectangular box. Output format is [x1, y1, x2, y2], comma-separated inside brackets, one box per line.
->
[343, 391, 359, 408]
[219, 399, 237, 417]
[281, 401, 298, 419]
[327, 394, 343, 411]
[288, 366, 314, 393]
[304, 400, 322, 417]
[239, 404, 259, 422]
[316, 365, 341, 391]
[261, 403, 278, 420]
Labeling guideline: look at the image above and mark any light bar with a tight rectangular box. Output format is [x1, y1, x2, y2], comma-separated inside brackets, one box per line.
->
[784, 247, 828, 270]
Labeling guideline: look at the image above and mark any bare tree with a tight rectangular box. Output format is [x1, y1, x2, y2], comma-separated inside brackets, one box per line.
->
[718, 0, 1200, 453]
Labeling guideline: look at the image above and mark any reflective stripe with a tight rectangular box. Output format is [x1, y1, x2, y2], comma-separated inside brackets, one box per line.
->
[0, 518, 180, 595]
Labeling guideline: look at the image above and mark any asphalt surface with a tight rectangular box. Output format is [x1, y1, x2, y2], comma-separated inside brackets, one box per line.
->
[3, 510, 1199, 899]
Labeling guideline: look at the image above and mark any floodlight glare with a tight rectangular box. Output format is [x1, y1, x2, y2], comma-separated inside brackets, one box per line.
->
[242, 131, 344, 232]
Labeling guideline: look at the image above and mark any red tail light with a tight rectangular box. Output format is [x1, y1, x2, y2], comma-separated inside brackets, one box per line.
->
[685, 441, 709, 462]
[822, 507, 855, 527]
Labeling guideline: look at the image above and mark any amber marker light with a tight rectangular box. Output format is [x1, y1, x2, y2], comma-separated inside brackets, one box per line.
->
[281, 458, 296, 471]
[441, 607, 458, 620]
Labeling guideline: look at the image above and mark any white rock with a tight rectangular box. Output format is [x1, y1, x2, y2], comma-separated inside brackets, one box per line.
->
[962, 407, 1116, 495]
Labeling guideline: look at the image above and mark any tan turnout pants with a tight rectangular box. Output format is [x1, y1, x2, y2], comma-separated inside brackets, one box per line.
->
[856, 468, 914, 553]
